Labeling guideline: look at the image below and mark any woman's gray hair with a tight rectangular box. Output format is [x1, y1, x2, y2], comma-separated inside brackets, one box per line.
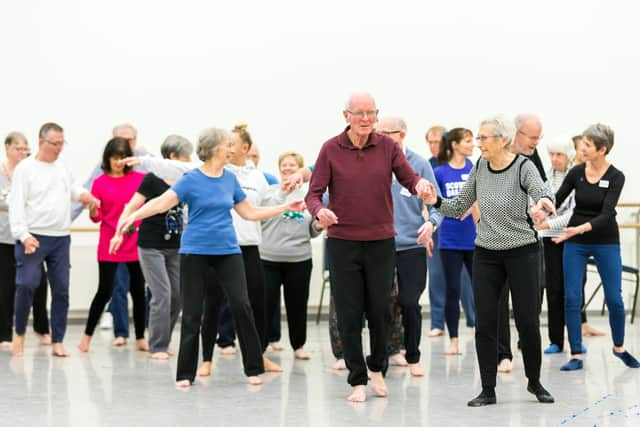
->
[546, 135, 576, 162]
[480, 114, 516, 148]
[196, 127, 230, 162]
[160, 134, 193, 160]
[4, 131, 27, 146]
[582, 123, 614, 154]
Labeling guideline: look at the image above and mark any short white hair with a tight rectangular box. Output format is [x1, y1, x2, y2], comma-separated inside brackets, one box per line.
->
[546, 135, 576, 161]
[480, 114, 516, 148]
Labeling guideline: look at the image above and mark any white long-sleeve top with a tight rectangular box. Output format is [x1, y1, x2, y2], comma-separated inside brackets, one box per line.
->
[9, 157, 87, 242]
[538, 167, 574, 238]
[226, 162, 269, 246]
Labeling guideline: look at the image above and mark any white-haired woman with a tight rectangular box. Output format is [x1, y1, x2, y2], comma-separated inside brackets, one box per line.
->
[424, 115, 556, 407]
[112, 127, 304, 387]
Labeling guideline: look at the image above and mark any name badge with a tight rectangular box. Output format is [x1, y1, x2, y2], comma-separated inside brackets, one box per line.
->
[599, 180, 609, 188]
[461, 174, 469, 181]
[400, 187, 412, 197]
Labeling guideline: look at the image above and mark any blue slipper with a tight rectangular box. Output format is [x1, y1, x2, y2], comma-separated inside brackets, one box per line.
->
[560, 358, 583, 371]
[612, 350, 640, 368]
[581, 344, 587, 354]
[544, 344, 562, 354]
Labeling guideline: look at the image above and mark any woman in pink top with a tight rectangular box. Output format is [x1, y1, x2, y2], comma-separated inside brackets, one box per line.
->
[78, 138, 147, 352]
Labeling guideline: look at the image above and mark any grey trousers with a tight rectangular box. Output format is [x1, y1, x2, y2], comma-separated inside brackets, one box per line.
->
[138, 247, 181, 353]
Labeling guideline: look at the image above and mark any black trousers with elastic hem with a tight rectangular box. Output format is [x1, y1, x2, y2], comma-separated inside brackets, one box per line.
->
[395, 247, 426, 364]
[328, 237, 395, 387]
[543, 238, 565, 348]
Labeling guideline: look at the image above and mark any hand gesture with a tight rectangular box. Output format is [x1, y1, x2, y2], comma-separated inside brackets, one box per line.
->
[416, 222, 435, 256]
[552, 226, 581, 244]
[282, 172, 304, 193]
[415, 180, 437, 205]
[286, 199, 306, 212]
[79, 192, 101, 211]
[109, 234, 123, 254]
[316, 208, 338, 229]
[23, 236, 40, 255]
[536, 198, 556, 218]
[116, 215, 136, 236]
[122, 156, 141, 167]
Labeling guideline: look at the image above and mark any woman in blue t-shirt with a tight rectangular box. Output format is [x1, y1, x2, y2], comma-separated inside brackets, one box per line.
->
[112, 127, 304, 388]
[434, 128, 478, 355]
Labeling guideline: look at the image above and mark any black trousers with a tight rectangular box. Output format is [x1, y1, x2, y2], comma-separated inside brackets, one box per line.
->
[328, 237, 395, 386]
[0, 243, 49, 341]
[178, 254, 263, 382]
[84, 261, 146, 339]
[263, 259, 312, 351]
[441, 249, 474, 339]
[202, 245, 268, 361]
[543, 238, 565, 348]
[473, 244, 542, 389]
[395, 247, 426, 364]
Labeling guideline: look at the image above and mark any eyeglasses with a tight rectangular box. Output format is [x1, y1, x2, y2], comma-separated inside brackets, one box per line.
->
[517, 130, 543, 141]
[475, 135, 501, 142]
[379, 130, 401, 135]
[44, 139, 67, 148]
[347, 110, 378, 119]
[11, 146, 30, 153]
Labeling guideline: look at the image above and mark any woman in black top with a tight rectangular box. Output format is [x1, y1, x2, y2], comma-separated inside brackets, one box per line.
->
[552, 123, 639, 371]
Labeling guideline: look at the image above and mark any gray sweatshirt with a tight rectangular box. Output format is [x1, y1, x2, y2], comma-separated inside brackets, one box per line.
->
[260, 184, 322, 262]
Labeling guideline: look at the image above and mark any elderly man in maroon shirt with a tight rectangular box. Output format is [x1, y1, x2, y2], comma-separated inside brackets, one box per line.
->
[305, 92, 431, 402]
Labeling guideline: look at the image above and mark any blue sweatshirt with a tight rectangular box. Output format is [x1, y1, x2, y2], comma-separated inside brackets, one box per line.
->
[393, 148, 442, 251]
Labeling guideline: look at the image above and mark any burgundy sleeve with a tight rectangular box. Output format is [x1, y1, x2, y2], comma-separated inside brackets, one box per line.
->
[305, 143, 330, 218]
[391, 142, 420, 194]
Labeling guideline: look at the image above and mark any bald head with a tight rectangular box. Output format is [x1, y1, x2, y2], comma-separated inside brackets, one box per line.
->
[377, 116, 407, 148]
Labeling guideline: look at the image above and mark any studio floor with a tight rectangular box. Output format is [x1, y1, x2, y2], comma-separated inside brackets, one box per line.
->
[1, 317, 639, 427]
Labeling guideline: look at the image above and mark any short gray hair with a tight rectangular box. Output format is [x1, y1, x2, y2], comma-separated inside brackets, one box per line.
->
[112, 123, 138, 137]
[546, 135, 576, 162]
[480, 114, 516, 148]
[160, 134, 193, 159]
[197, 127, 229, 162]
[514, 113, 542, 131]
[344, 91, 376, 110]
[582, 123, 614, 154]
[5, 131, 27, 146]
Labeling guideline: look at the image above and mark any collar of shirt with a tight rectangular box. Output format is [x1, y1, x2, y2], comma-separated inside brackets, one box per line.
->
[337, 126, 379, 150]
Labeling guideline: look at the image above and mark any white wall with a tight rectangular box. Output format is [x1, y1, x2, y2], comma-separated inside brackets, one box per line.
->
[2, 1, 639, 312]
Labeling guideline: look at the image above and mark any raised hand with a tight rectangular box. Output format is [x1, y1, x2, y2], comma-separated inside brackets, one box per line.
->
[282, 172, 304, 193]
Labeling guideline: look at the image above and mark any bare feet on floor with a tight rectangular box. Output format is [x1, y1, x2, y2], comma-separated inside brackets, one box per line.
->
[247, 375, 263, 385]
[427, 328, 445, 337]
[369, 372, 388, 398]
[294, 348, 311, 360]
[36, 333, 52, 345]
[582, 323, 606, 337]
[78, 335, 91, 353]
[0, 341, 12, 351]
[389, 353, 408, 366]
[263, 356, 283, 372]
[269, 341, 284, 351]
[112, 337, 127, 347]
[52, 343, 70, 357]
[333, 359, 347, 370]
[219, 345, 237, 355]
[175, 380, 192, 389]
[445, 338, 460, 355]
[197, 362, 212, 377]
[347, 385, 367, 403]
[408, 363, 425, 377]
[135, 339, 149, 352]
[150, 352, 170, 360]
[11, 335, 25, 356]
[497, 358, 513, 373]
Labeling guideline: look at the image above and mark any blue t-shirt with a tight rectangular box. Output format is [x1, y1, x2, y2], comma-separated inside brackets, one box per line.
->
[434, 160, 476, 251]
[171, 168, 246, 255]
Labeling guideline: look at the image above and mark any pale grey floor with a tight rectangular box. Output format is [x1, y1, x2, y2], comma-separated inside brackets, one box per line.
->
[1, 317, 640, 427]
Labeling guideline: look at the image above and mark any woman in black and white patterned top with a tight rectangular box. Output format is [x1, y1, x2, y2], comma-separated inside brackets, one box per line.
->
[424, 115, 556, 407]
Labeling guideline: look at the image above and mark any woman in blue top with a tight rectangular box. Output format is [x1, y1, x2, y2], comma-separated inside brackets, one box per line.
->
[112, 127, 304, 388]
[434, 128, 478, 356]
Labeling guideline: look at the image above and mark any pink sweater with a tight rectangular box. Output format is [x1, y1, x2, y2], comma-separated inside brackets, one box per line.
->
[90, 171, 145, 262]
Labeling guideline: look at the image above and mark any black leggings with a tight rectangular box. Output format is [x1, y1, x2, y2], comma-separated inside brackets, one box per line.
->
[0, 243, 49, 341]
[84, 261, 146, 339]
[263, 259, 312, 351]
[441, 249, 474, 339]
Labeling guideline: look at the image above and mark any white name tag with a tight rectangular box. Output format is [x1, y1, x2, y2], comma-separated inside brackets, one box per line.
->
[400, 187, 412, 197]
[599, 180, 609, 188]
[461, 174, 469, 181]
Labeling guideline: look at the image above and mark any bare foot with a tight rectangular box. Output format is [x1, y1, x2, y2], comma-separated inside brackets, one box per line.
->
[445, 338, 460, 355]
[263, 356, 283, 372]
[52, 343, 70, 357]
[175, 380, 192, 388]
[197, 361, 212, 377]
[0, 341, 12, 351]
[333, 359, 347, 370]
[497, 358, 513, 373]
[408, 363, 425, 377]
[389, 353, 408, 366]
[135, 339, 149, 352]
[348, 385, 367, 402]
[167, 347, 175, 356]
[247, 375, 263, 385]
[78, 335, 91, 353]
[582, 323, 606, 337]
[294, 348, 311, 360]
[112, 337, 127, 347]
[11, 335, 25, 356]
[219, 345, 237, 355]
[269, 341, 284, 351]
[427, 328, 445, 337]
[36, 333, 52, 346]
[150, 352, 170, 360]
[369, 372, 388, 397]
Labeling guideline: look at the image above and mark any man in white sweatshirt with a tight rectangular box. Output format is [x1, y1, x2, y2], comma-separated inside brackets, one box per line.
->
[9, 122, 99, 357]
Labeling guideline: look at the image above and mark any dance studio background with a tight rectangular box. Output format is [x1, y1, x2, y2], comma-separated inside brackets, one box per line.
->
[1, 1, 639, 313]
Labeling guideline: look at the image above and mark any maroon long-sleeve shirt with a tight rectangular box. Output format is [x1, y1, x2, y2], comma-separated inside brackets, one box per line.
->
[305, 127, 421, 241]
